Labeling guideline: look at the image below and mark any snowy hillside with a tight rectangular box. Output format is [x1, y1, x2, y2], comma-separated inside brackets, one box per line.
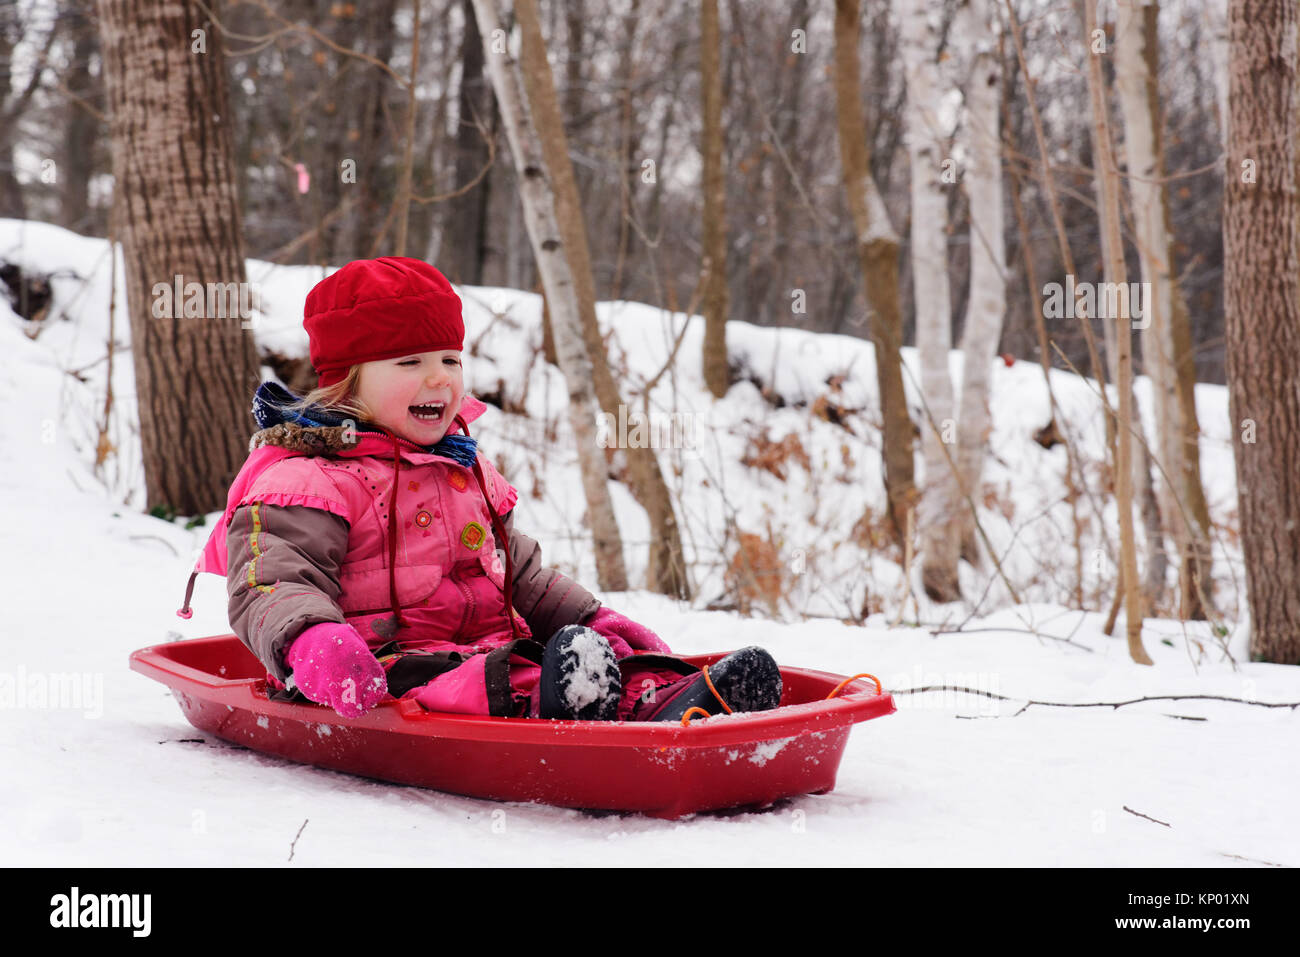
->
[1, 219, 1294, 868]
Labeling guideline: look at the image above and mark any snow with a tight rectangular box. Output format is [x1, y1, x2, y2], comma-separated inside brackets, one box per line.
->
[559, 628, 618, 713]
[1, 219, 1296, 867]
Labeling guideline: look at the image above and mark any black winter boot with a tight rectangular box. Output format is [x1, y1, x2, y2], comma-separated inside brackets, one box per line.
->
[539, 625, 622, 720]
[646, 646, 782, 722]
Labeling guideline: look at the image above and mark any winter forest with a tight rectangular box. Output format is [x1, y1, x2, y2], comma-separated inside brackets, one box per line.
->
[2, 0, 1299, 876]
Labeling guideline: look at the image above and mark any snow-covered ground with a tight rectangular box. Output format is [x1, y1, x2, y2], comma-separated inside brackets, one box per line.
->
[1, 219, 1295, 867]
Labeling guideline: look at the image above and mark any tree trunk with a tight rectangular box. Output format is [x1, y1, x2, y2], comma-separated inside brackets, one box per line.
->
[833, 0, 917, 545]
[443, 0, 495, 284]
[392, 0, 421, 257]
[515, 0, 691, 598]
[1089, 124, 1167, 613]
[60, 8, 101, 235]
[953, 0, 1005, 569]
[1115, 0, 1215, 619]
[470, 0, 629, 591]
[1084, 0, 1152, 665]
[700, 0, 731, 399]
[332, 0, 401, 263]
[97, 0, 261, 516]
[898, 0, 961, 602]
[1224, 0, 1300, 663]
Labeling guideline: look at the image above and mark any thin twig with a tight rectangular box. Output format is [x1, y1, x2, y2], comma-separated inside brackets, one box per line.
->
[1216, 851, 1282, 867]
[256, 197, 355, 264]
[196, 0, 410, 87]
[890, 684, 1300, 714]
[128, 535, 180, 556]
[928, 625, 1094, 652]
[410, 120, 498, 204]
[898, 360, 1024, 606]
[288, 818, 308, 862]
[1123, 805, 1170, 827]
[1049, 341, 1238, 656]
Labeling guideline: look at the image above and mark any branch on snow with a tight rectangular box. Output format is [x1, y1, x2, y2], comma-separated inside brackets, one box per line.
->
[890, 685, 1300, 716]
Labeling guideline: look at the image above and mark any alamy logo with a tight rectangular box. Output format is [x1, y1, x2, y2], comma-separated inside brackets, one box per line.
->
[49, 887, 151, 937]
[0, 666, 102, 719]
[596, 404, 697, 451]
[151, 273, 260, 326]
[1042, 274, 1150, 329]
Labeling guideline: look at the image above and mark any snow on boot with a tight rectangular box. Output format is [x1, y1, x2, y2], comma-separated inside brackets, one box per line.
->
[539, 625, 623, 720]
[646, 646, 782, 722]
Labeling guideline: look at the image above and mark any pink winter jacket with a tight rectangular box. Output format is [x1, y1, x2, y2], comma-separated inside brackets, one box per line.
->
[187, 398, 601, 683]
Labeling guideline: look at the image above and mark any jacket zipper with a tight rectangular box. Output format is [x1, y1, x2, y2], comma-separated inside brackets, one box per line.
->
[449, 561, 476, 634]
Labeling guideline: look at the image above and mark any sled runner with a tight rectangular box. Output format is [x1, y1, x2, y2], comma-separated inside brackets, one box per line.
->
[131, 634, 895, 819]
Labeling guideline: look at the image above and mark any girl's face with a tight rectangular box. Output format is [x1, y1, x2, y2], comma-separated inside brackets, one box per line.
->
[353, 349, 466, 445]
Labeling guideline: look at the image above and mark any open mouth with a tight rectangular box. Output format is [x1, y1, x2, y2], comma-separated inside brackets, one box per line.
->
[409, 402, 446, 422]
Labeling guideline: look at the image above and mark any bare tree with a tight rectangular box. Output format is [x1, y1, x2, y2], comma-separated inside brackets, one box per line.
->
[953, 0, 1005, 569]
[834, 0, 916, 544]
[98, 0, 261, 515]
[1223, 0, 1300, 663]
[1084, 0, 1152, 665]
[470, 0, 628, 591]
[514, 0, 690, 598]
[1114, 0, 1215, 619]
[442, 0, 495, 285]
[898, 0, 962, 602]
[700, 0, 730, 399]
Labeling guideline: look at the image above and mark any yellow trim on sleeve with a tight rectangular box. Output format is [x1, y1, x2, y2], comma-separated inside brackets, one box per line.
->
[246, 502, 277, 595]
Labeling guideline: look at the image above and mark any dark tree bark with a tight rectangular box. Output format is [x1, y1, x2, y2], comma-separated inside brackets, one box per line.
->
[444, 0, 495, 284]
[833, 0, 916, 542]
[60, 5, 103, 235]
[1224, 0, 1300, 663]
[700, 0, 730, 399]
[98, 0, 261, 515]
[330, 0, 401, 263]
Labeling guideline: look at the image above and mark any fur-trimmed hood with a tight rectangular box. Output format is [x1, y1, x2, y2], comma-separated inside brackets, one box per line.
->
[247, 380, 486, 467]
[249, 421, 360, 455]
[177, 381, 507, 622]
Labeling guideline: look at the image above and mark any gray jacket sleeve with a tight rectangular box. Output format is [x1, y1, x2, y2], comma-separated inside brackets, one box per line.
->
[226, 502, 351, 682]
[501, 510, 602, 643]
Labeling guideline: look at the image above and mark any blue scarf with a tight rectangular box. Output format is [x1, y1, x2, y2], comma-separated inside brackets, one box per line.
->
[252, 381, 479, 468]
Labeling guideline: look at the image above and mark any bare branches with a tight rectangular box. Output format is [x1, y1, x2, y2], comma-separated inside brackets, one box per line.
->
[196, 0, 410, 88]
[891, 684, 1300, 715]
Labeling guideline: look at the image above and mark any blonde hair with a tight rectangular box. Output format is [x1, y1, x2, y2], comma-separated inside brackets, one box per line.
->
[284, 364, 373, 423]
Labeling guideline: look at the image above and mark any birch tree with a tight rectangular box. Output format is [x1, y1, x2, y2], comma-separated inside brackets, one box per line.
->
[898, 0, 962, 602]
[515, 0, 690, 598]
[1114, 0, 1215, 619]
[470, 0, 628, 591]
[952, 0, 1005, 567]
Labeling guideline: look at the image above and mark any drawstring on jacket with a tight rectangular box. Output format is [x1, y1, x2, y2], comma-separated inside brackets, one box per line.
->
[381, 415, 521, 642]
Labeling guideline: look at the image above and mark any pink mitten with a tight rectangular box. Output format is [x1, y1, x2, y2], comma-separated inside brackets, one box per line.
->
[583, 607, 672, 655]
[283, 623, 388, 718]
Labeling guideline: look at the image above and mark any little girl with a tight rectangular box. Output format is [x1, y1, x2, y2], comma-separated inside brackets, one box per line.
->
[180, 257, 781, 722]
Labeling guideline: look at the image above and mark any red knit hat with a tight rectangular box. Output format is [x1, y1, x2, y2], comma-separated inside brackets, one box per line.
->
[304, 257, 464, 387]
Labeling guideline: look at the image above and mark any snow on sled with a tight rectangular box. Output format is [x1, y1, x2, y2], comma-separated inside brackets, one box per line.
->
[131, 634, 896, 819]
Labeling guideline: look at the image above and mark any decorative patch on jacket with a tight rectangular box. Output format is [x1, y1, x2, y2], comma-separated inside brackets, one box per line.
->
[370, 615, 400, 639]
[248, 422, 359, 455]
[461, 521, 486, 550]
[448, 471, 469, 492]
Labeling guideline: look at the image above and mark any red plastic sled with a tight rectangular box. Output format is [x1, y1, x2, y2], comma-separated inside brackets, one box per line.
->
[131, 634, 895, 818]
